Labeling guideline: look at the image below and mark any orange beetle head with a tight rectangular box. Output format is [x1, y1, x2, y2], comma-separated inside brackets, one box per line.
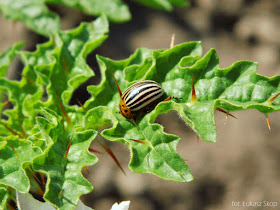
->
[119, 99, 133, 119]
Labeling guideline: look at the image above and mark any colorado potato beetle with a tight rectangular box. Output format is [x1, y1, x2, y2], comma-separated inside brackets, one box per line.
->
[120, 80, 165, 119]
[110, 69, 174, 120]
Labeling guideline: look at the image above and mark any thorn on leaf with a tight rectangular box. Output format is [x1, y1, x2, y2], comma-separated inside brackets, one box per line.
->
[265, 114, 271, 131]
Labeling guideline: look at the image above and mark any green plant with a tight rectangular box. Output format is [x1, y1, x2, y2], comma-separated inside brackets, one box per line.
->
[1, 0, 279, 209]
[0, 0, 188, 36]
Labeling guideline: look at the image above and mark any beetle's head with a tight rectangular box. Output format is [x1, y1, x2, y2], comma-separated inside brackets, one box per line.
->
[119, 99, 133, 119]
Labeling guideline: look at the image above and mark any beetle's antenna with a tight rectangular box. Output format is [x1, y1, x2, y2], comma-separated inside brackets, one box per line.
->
[109, 68, 122, 97]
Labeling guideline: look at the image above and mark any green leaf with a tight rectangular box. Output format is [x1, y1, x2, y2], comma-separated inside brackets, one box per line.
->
[0, 136, 42, 193]
[0, 0, 126, 36]
[84, 107, 191, 182]
[0, 16, 108, 137]
[0, 17, 108, 208]
[0, 42, 24, 123]
[0, 0, 60, 36]
[0, 42, 24, 78]
[0, 0, 188, 37]
[0, 187, 9, 209]
[102, 106, 193, 182]
[84, 41, 280, 181]
[32, 109, 98, 209]
[46, 0, 131, 23]
[134, 0, 188, 11]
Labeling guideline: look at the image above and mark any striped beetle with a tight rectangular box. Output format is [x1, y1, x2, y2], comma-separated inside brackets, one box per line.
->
[110, 70, 174, 120]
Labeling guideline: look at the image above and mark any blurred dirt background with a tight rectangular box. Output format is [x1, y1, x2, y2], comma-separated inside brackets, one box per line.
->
[1, 0, 280, 209]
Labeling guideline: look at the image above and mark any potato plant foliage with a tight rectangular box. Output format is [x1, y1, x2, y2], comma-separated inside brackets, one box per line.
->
[1, 1, 280, 210]
[0, 0, 188, 36]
